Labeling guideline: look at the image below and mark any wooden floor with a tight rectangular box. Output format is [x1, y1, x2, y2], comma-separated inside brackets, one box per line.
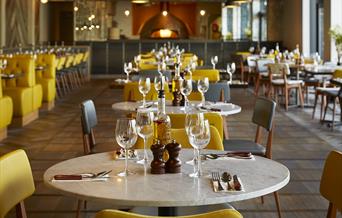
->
[1, 79, 341, 218]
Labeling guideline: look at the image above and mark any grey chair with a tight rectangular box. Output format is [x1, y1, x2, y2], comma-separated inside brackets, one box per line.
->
[255, 58, 275, 95]
[223, 97, 282, 217]
[80, 99, 98, 155]
[204, 81, 231, 102]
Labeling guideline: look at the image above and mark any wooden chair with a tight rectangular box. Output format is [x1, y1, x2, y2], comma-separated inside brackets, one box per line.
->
[0, 149, 35, 218]
[320, 150, 342, 218]
[223, 97, 282, 218]
[231, 54, 247, 83]
[255, 58, 274, 96]
[267, 63, 304, 111]
[80, 99, 98, 155]
[95, 208, 242, 218]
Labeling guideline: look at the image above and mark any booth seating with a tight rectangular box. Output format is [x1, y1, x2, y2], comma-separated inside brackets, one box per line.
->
[186, 69, 220, 82]
[36, 54, 56, 110]
[123, 82, 171, 101]
[0, 75, 13, 140]
[55, 56, 68, 97]
[1, 56, 42, 127]
[80, 51, 90, 82]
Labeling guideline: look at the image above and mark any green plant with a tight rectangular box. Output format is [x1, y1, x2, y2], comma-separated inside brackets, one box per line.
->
[329, 26, 342, 46]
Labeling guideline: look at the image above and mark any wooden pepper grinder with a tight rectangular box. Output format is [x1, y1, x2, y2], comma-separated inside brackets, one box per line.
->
[150, 140, 165, 174]
[165, 140, 182, 173]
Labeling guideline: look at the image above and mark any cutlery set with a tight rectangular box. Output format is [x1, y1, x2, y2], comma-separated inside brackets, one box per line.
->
[53, 170, 112, 180]
[203, 152, 253, 160]
[211, 171, 242, 191]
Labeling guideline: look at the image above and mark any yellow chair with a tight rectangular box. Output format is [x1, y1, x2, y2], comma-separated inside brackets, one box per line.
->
[95, 209, 242, 218]
[0, 75, 13, 140]
[1, 56, 42, 126]
[139, 58, 158, 70]
[123, 82, 171, 101]
[168, 113, 223, 140]
[320, 150, 342, 217]
[36, 54, 56, 110]
[0, 149, 35, 218]
[186, 69, 220, 82]
[135, 126, 224, 151]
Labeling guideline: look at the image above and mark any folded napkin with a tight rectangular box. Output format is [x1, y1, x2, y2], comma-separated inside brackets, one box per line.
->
[212, 175, 244, 193]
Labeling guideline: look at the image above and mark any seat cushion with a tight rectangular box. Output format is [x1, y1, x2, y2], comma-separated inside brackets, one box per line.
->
[0, 96, 13, 128]
[38, 78, 56, 102]
[32, 84, 43, 110]
[223, 139, 266, 155]
[272, 79, 303, 85]
[4, 87, 33, 116]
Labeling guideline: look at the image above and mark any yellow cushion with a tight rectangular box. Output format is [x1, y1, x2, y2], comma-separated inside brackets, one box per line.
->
[4, 87, 33, 116]
[134, 126, 223, 151]
[0, 149, 35, 218]
[95, 209, 242, 218]
[32, 84, 43, 110]
[0, 96, 13, 129]
[333, 69, 342, 79]
[39, 78, 55, 102]
[168, 113, 223, 140]
[36, 54, 56, 80]
[123, 82, 170, 101]
[139, 58, 158, 70]
[320, 150, 342, 212]
[186, 69, 220, 82]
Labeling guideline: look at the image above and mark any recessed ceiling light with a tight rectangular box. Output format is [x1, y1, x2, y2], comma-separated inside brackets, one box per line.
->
[41, 0, 48, 4]
[132, 0, 149, 3]
[124, 10, 130, 16]
[74, 6, 78, 12]
[200, 10, 206, 16]
[162, 10, 168, 16]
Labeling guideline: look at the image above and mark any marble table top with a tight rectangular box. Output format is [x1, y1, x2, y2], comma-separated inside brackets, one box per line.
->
[111, 101, 242, 116]
[43, 149, 290, 207]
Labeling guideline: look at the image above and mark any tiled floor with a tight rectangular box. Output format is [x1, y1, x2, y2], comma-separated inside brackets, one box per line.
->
[1, 79, 341, 218]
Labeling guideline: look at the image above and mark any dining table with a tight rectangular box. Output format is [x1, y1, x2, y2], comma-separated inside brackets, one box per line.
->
[43, 149, 290, 216]
[112, 101, 241, 139]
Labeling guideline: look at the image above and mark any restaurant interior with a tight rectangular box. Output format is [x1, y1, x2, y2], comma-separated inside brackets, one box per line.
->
[0, 0, 342, 217]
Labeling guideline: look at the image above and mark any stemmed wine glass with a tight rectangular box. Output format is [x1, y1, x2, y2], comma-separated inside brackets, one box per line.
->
[138, 77, 151, 108]
[136, 109, 154, 165]
[134, 55, 141, 71]
[211, 56, 218, 69]
[180, 78, 193, 112]
[198, 77, 209, 106]
[124, 62, 133, 82]
[226, 63, 236, 84]
[115, 118, 138, 177]
[187, 115, 210, 178]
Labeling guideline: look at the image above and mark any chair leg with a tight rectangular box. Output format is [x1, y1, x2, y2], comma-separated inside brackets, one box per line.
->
[312, 92, 318, 119]
[298, 86, 304, 108]
[320, 94, 325, 121]
[327, 202, 337, 218]
[260, 196, 264, 204]
[322, 96, 330, 124]
[76, 200, 82, 218]
[284, 88, 289, 111]
[273, 191, 282, 218]
[223, 116, 229, 139]
[15, 201, 27, 218]
[331, 98, 336, 131]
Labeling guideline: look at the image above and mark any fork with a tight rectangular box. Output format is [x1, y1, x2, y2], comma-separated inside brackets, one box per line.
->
[211, 172, 224, 191]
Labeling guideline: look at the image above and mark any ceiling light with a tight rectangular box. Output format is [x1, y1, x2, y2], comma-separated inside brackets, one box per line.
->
[162, 10, 168, 16]
[234, 0, 251, 3]
[223, 0, 239, 8]
[132, 0, 149, 3]
[41, 0, 48, 3]
[200, 10, 206, 16]
[91, 14, 95, 19]
[124, 10, 130, 16]
[75, 27, 79, 31]
[96, 25, 100, 29]
[74, 6, 78, 12]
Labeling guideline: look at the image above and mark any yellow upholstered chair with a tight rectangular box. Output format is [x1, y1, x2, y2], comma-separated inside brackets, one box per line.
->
[139, 57, 158, 70]
[95, 209, 242, 218]
[186, 69, 220, 82]
[168, 113, 223, 140]
[123, 82, 171, 101]
[1, 56, 42, 126]
[134, 126, 224, 151]
[320, 150, 342, 217]
[0, 149, 35, 218]
[36, 54, 56, 110]
[0, 75, 13, 140]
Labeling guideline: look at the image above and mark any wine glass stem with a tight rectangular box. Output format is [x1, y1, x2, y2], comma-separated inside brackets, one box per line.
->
[201, 93, 205, 106]
[124, 148, 128, 175]
[143, 95, 146, 107]
[213, 64, 215, 69]
[126, 73, 129, 81]
[197, 149, 201, 177]
[184, 96, 188, 110]
[143, 137, 148, 161]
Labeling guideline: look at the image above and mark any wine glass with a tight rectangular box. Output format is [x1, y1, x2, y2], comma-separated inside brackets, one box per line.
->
[211, 56, 218, 69]
[115, 118, 138, 177]
[124, 62, 132, 82]
[226, 63, 236, 84]
[139, 77, 151, 108]
[136, 109, 154, 165]
[134, 55, 141, 71]
[197, 77, 209, 106]
[187, 117, 210, 178]
[154, 75, 166, 91]
[180, 78, 193, 112]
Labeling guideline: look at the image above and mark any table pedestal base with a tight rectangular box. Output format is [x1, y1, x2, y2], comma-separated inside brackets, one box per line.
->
[158, 207, 176, 216]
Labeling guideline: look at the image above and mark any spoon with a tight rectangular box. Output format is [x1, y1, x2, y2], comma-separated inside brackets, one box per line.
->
[221, 172, 232, 190]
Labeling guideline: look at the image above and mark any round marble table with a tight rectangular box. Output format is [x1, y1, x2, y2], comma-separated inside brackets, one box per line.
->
[111, 101, 241, 116]
[44, 149, 290, 215]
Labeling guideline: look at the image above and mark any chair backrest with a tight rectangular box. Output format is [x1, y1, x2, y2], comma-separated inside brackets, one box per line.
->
[123, 82, 170, 101]
[320, 150, 342, 215]
[134, 126, 224, 151]
[204, 81, 230, 103]
[0, 149, 35, 218]
[252, 97, 276, 131]
[168, 113, 224, 140]
[188, 69, 220, 82]
[268, 63, 290, 81]
[333, 69, 342, 79]
[247, 56, 257, 67]
[95, 209, 243, 218]
[256, 58, 274, 73]
[80, 99, 98, 135]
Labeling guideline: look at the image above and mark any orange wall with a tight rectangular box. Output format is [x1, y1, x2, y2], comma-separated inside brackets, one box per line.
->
[132, 3, 196, 36]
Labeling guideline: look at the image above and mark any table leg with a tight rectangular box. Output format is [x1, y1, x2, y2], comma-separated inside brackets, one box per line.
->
[223, 116, 229, 139]
[158, 207, 177, 216]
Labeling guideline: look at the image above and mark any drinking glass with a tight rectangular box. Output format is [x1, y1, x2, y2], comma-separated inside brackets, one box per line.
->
[134, 55, 141, 71]
[136, 110, 154, 164]
[187, 117, 210, 178]
[197, 77, 209, 106]
[211, 56, 218, 69]
[180, 78, 193, 111]
[115, 118, 138, 177]
[138, 77, 151, 108]
[124, 62, 132, 82]
[226, 63, 236, 84]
